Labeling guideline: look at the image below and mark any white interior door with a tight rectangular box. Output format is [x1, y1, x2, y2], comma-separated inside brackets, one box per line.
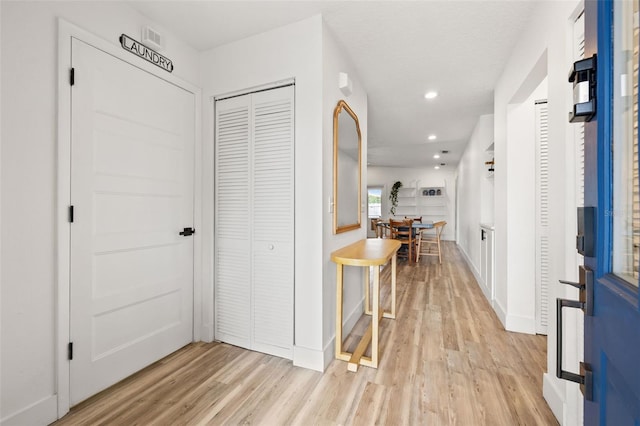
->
[69, 38, 195, 405]
[215, 85, 294, 359]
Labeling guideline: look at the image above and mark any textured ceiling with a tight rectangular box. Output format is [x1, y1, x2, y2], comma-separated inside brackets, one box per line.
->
[128, 1, 537, 169]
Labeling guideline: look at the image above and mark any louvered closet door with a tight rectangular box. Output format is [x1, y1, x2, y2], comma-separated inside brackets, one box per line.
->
[215, 95, 251, 349]
[251, 87, 294, 358]
[535, 100, 549, 335]
[215, 85, 294, 359]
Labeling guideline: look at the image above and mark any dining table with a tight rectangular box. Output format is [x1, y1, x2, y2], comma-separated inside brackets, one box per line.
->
[375, 220, 435, 261]
[375, 220, 434, 236]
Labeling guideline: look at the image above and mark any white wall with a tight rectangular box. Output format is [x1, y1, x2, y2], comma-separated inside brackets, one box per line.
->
[503, 78, 550, 334]
[201, 16, 368, 371]
[0, 2, 200, 424]
[321, 25, 368, 366]
[455, 114, 494, 276]
[491, 0, 582, 423]
[201, 15, 347, 371]
[367, 166, 456, 241]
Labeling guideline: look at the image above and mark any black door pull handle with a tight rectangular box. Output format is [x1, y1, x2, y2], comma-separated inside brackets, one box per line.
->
[555, 265, 594, 401]
[179, 227, 195, 236]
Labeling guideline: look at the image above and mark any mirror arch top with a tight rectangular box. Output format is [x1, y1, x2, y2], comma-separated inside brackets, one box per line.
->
[333, 99, 362, 234]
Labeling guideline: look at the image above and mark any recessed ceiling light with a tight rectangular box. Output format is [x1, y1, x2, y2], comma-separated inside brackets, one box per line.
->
[424, 91, 438, 99]
[428, 134, 437, 141]
[434, 166, 440, 170]
[433, 154, 440, 159]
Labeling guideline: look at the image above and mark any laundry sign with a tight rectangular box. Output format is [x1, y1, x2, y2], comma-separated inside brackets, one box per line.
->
[119, 34, 173, 73]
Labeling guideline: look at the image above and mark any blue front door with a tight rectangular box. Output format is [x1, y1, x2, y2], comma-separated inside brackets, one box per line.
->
[583, 0, 640, 422]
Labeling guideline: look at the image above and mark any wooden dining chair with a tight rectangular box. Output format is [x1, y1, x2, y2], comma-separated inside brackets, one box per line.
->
[416, 221, 446, 264]
[371, 218, 385, 238]
[371, 218, 379, 237]
[389, 218, 414, 261]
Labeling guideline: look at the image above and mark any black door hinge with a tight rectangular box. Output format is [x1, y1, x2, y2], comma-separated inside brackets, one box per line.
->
[70, 68, 75, 86]
[68, 342, 73, 360]
[69, 205, 74, 223]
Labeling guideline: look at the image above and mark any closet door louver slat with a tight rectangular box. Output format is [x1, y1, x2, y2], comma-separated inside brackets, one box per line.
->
[536, 101, 550, 334]
[215, 99, 251, 348]
[251, 88, 294, 358]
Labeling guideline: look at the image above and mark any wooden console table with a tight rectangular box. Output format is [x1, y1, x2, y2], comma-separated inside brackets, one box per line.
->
[331, 238, 401, 372]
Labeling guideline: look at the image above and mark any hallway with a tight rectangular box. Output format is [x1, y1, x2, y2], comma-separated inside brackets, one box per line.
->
[54, 241, 556, 425]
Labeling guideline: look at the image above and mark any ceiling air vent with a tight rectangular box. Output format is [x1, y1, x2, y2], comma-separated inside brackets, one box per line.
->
[441, 150, 449, 154]
[141, 26, 163, 51]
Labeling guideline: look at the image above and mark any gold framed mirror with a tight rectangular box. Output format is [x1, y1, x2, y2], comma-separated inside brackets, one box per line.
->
[333, 100, 362, 234]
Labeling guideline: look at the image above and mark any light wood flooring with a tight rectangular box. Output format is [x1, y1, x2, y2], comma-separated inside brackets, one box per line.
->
[54, 241, 558, 425]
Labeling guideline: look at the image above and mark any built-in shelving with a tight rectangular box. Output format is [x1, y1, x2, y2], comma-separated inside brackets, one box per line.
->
[392, 181, 448, 220]
[418, 187, 446, 219]
[395, 185, 417, 216]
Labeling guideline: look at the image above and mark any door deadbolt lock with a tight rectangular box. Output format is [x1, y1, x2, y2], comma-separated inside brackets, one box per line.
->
[568, 54, 597, 123]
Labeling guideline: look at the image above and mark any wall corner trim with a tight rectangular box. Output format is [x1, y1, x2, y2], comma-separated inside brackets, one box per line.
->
[505, 313, 537, 335]
[293, 346, 325, 372]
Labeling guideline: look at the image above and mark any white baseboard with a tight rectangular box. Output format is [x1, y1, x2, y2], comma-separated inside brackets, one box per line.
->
[543, 372, 565, 424]
[293, 345, 325, 372]
[200, 323, 214, 343]
[494, 298, 508, 329]
[505, 313, 536, 335]
[321, 297, 365, 371]
[323, 339, 334, 371]
[1, 395, 57, 426]
[457, 244, 485, 293]
[458, 244, 497, 318]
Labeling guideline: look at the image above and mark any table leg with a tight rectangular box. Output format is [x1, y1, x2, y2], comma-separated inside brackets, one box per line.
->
[364, 266, 371, 315]
[371, 264, 380, 368]
[335, 263, 344, 359]
[391, 253, 397, 318]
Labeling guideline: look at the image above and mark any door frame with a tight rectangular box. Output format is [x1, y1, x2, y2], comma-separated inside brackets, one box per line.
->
[56, 19, 202, 418]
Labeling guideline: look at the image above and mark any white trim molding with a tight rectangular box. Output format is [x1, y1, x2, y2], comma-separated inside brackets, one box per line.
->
[293, 345, 325, 372]
[0, 395, 57, 426]
[543, 372, 565, 424]
[294, 297, 365, 372]
[506, 313, 537, 335]
[494, 298, 508, 329]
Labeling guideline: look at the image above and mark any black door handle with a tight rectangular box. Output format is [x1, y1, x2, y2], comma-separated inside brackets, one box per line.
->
[555, 266, 594, 401]
[179, 227, 195, 236]
[556, 297, 592, 400]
